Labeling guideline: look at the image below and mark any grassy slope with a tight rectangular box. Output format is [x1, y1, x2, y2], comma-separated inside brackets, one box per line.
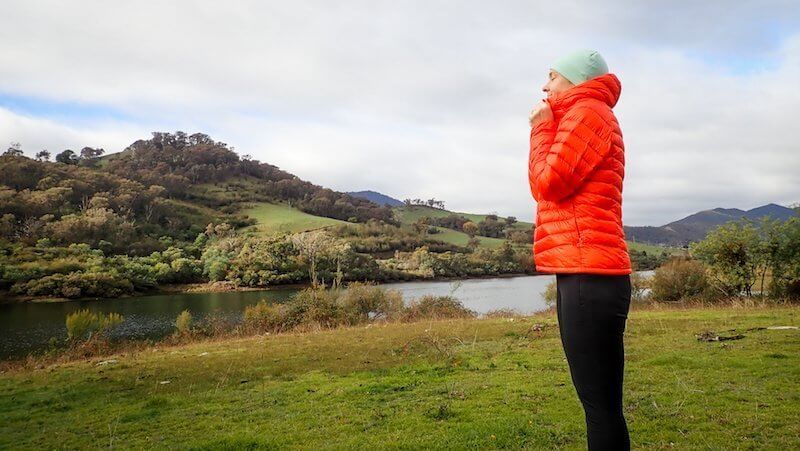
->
[239, 203, 509, 248]
[2, 305, 797, 449]
[394, 205, 533, 230]
[161, 199, 220, 227]
[241, 202, 349, 234]
[395, 206, 685, 256]
[393, 206, 518, 249]
[89, 162, 686, 255]
[158, 197, 683, 254]
[428, 227, 507, 249]
[90, 154, 684, 254]
[627, 240, 684, 256]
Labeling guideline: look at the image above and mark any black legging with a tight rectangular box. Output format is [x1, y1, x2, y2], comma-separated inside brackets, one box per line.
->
[556, 273, 632, 451]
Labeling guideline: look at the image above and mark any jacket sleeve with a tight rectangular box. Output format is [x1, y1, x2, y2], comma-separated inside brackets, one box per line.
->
[528, 106, 614, 203]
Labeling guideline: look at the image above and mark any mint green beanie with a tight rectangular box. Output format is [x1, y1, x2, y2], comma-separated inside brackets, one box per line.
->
[551, 49, 609, 85]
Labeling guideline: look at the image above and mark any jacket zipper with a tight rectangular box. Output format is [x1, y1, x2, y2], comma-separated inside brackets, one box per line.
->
[571, 200, 584, 267]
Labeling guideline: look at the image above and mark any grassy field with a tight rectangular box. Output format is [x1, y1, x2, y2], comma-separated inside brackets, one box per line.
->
[393, 206, 686, 256]
[429, 227, 508, 249]
[241, 202, 349, 234]
[2, 303, 797, 449]
[394, 205, 526, 249]
[147, 198, 682, 257]
[627, 240, 684, 256]
[393, 205, 534, 231]
[239, 203, 514, 249]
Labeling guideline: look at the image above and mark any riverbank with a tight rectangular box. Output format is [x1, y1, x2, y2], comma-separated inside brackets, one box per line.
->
[1, 302, 797, 449]
[0, 281, 286, 305]
[0, 272, 537, 304]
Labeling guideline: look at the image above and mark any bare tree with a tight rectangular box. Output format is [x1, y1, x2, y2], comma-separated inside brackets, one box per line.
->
[291, 230, 334, 287]
[35, 149, 51, 161]
[4, 142, 23, 157]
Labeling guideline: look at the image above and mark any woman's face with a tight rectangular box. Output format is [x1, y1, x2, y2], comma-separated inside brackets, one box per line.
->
[542, 70, 574, 97]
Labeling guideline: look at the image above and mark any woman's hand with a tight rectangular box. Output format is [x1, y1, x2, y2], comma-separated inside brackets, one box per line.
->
[529, 99, 553, 127]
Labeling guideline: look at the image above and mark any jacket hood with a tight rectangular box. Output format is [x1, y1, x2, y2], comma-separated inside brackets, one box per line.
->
[546, 72, 621, 115]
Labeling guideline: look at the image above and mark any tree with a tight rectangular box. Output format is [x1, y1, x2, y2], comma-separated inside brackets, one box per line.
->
[290, 230, 334, 287]
[477, 217, 505, 238]
[55, 149, 79, 165]
[506, 216, 518, 226]
[35, 149, 51, 161]
[3, 142, 23, 157]
[763, 217, 800, 298]
[412, 217, 430, 235]
[80, 146, 105, 160]
[462, 221, 478, 237]
[689, 217, 787, 298]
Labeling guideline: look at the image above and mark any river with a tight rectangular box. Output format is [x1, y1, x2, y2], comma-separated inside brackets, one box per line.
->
[0, 272, 653, 359]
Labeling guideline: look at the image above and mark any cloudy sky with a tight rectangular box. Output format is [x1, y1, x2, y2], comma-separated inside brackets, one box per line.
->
[1, 1, 798, 226]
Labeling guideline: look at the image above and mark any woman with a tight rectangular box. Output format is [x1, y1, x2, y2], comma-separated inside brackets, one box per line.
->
[528, 49, 633, 450]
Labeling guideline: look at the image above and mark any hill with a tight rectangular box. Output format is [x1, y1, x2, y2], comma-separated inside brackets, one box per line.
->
[625, 203, 799, 246]
[393, 205, 530, 229]
[0, 131, 396, 253]
[346, 190, 404, 207]
[0, 133, 543, 301]
[101, 132, 395, 225]
[390, 204, 678, 257]
[0, 131, 676, 301]
[392, 205, 529, 249]
[240, 202, 349, 234]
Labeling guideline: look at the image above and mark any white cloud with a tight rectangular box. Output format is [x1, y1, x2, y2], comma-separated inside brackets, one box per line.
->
[1, 1, 798, 226]
[0, 108, 149, 157]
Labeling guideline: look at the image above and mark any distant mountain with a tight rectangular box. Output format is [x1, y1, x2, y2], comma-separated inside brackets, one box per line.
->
[346, 190, 404, 207]
[625, 203, 798, 246]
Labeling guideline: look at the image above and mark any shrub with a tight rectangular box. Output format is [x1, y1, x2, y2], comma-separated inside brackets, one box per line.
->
[339, 281, 404, 323]
[175, 309, 193, 335]
[483, 308, 524, 318]
[284, 287, 345, 329]
[243, 300, 286, 333]
[401, 295, 476, 322]
[650, 258, 711, 302]
[12, 271, 134, 298]
[630, 271, 650, 303]
[194, 311, 236, 337]
[65, 309, 124, 341]
[542, 279, 557, 307]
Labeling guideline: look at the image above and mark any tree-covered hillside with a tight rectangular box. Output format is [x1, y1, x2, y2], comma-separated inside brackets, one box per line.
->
[102, 132, 395, 224]
[0, 132, 546, 300]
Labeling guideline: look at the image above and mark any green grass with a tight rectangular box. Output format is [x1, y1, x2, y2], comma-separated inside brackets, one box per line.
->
[627, 240, 684, 256]
[161, 199, 220, 226]
[429, 227, 507, 249]
[394, 206, 526, 249]
[394, 207, 690, 256]
[2, 304, 798, 449]
[241, 202, 349, 234]
[394, 205, 533, 230]
[394, 205, 485, 224]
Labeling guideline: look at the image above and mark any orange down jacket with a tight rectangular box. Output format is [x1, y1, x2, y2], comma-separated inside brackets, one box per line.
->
[528, 72, 632, 275]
